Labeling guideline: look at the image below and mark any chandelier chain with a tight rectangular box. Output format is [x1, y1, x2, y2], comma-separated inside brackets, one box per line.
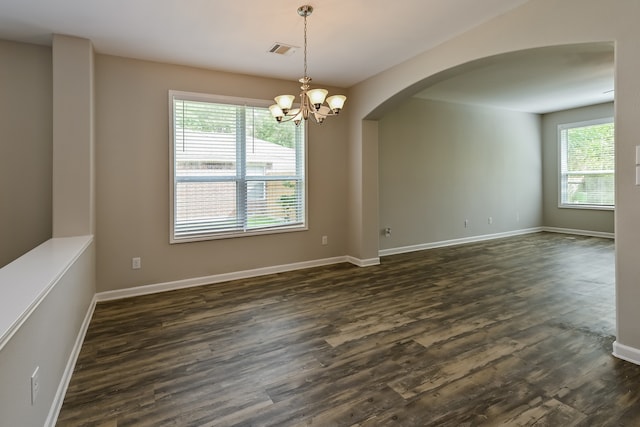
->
[303, 12, 308, 79]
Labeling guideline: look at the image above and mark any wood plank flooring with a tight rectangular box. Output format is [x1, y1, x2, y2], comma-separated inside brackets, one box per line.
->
[57, 232, 640, 426]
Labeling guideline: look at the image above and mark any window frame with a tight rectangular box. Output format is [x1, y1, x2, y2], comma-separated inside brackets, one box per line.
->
[169, 90, 308, 243]
[557, 117, 615, 211]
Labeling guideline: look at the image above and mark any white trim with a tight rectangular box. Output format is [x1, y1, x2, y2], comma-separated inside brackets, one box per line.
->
[346, 256, 381, 267]
[0, 235, 93, 351]
[558, 204, 614, 211]
[46, 296, 97, 427]
[378, 228, 542, 257]
[542, 226, 614, 239]
[168, 89, 274, 109]
[612, 341, 640, 366]
[97, 256, 354, 302]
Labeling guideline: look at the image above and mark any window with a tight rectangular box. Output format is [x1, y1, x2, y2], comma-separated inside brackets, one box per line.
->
[559, 118, 614, 209]
[169, 91, 306, 242]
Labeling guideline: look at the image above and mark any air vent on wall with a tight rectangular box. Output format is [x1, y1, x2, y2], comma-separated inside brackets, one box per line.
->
[268, 43, 298, 56]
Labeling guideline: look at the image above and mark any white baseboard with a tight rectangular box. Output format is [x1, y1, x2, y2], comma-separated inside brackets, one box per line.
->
[346, 256, 380, 267]
[542, 226, 614, 239]
[96, 256, 367, 302]
[378, 227, 543, 257]
[612, 341, 640, 366]
[46, 296, 97, 427]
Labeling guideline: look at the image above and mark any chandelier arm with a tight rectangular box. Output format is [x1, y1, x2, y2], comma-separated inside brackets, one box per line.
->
[282, 109, 340, 118]
[314, 110, 340, 117]
[277, 115, 299, 124]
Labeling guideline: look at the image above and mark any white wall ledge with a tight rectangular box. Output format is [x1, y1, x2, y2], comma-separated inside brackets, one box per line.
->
[0, 235, 93, 351]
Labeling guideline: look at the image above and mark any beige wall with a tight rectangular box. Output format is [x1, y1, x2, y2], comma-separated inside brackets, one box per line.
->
[542, 102, 615, 233]
[0, 41, 52, 267]
[379, 98, 541, 250]
[94, 55, 349, 292]
[347, 0, 640, 352]
[52, 35, 95, 237]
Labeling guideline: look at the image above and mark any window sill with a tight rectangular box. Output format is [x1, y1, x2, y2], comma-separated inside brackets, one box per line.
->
[171, 223, 308, 244]
[558, 204, 614, 211]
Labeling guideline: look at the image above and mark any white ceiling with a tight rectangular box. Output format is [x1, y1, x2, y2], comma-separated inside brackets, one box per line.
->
[0, 0, 530, 88]
[0, 0, 614, 113]
[414, 43, 615, 114]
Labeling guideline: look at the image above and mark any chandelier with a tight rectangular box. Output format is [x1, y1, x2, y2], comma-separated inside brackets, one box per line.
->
[269, 5, 346, 125]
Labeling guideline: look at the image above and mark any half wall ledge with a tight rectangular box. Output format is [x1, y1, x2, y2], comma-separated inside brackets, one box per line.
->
[0, 235, 93, 350]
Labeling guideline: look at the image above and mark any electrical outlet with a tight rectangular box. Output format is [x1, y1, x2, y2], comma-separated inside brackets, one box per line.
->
[488, 217, 493, 225]
[464, 219, 469, 228]
[321, 236, 328, 245]
[384, 227, 391, 237]
[132, 257, 141, 269]
[31, 366, 40, 405]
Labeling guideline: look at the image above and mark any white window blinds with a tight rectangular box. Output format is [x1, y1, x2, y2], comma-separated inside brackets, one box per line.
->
[559, 118, 614, 208]
[170, 91, 306, 242]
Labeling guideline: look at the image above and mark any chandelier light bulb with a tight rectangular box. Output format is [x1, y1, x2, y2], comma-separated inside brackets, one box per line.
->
[269, 104, 285, 122]
[314, 105, 331, 123]
[326, 95, 346, 113]
[290, 108, 303, 126]
[307, 88, 328, 109]
[274, 95, 296, 113]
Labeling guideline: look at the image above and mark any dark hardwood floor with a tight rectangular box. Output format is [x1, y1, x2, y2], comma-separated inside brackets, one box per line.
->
[57, 232, 640, 426]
